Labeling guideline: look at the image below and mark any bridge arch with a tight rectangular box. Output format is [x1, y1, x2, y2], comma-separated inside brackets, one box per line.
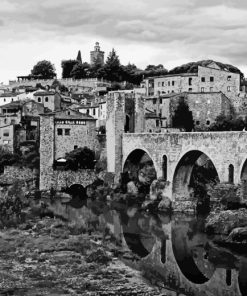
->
[68, 183, 87, 198]
[122, 148, 158, 182]
[172, 150, 219, 202]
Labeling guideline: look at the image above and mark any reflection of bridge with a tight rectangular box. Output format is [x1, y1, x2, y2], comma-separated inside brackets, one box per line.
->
[117, 131, 247, 203]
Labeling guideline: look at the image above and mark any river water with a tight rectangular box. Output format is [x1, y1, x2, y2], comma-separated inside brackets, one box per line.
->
[48, 196, 247, 296]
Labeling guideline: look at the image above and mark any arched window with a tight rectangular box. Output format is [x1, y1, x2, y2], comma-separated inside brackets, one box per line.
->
[124, 114, 130, 133]
[228, 164, 234, 184]
[162, 155, 167, 181]
[38, 97, 41, 103]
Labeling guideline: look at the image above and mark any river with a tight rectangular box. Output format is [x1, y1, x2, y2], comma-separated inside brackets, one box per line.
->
[46, 196, 247, 296]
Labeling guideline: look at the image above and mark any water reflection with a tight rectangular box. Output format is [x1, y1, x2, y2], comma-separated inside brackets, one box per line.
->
[48, 198, 247, 296]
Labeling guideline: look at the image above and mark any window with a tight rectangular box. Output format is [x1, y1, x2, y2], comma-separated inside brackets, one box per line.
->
[210, 87, 213, 92]
[87, 109, 89, 114]
[160, 98, 162, 104]
[201, 87, 205, 92]
[3, 140, 9, 144]
[227, 76, 231, 81]
[10, 119, 15, 124]
[210, 76, 214, 82]
[153, 98, 157, 104]
[228, 164, 234, 184]
[11, 98, 13, 102]
[38, 97, 41, 102]
[172, 81, 175, 86]
[196, 120, 200, 125]
[45, 97, 48, 102]
[57, 128, 63, 136]
[188, 88, 192, 92]
[206, 120, 210, 125]
[158, 82, 160, 87]
[68, 111, 70, 115]
[171, 90, 174, 93]
[162, 155, 167, 181]
[156, 120, 159, 127]
[168, 81, 170, 86]
[149, 129, 152, 132]
[3, 130, 9, 137]
[162, 82, 164, 86]
[74, 145, 78, 150]
[93, 108, 95, 115]
[4, 99, 6, 102]
[227, 86, 231, 92]
[4, 118, 7, 124]
[189, 78, 192, 85]
[65, 129, 70, 136]
[201, 77, 205, 82]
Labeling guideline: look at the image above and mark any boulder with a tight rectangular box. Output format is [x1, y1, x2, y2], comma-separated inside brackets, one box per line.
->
[158, 196, 172, 212]
[205, 208, 247, 235]
[127, 181, 138, 195]
[226, 227, 247, 243]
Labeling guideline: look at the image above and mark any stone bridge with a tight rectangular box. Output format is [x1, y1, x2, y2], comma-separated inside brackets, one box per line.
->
[121, 131, 247, 203]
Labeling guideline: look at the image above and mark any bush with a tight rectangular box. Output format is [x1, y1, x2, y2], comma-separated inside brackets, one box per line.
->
[65, 147, 95, 170]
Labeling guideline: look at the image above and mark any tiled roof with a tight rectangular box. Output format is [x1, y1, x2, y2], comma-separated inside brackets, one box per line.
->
[33, 91, 55, 96]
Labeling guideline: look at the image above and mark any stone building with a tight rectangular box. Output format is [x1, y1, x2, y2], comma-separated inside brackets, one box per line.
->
[39, 109, 97, 189]
[145, 91, 232, 131]
[90, 42, 104, 66]
[0, 124, 15, 152]
[143, 62, 240, 109]
[33, 91, 61, 111]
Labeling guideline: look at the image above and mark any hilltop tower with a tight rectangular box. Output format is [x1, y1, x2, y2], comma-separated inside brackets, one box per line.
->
[90, 42, 104, 66]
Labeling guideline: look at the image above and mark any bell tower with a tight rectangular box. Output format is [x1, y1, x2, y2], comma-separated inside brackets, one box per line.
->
[90, 42, 105, 66]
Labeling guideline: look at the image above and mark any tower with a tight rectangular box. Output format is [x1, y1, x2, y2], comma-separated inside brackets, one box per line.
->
[90, 42, 105, 66]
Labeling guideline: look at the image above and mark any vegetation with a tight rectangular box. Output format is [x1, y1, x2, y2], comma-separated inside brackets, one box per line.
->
[31, 60, 56, 79]
[64, 147, 95, 170]
[169, 60, 244, 79]
[209, 114, 247, 131]
[172, 97, 194, 131]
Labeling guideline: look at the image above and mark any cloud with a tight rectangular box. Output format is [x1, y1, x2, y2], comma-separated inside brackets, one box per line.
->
[0, 0, 247, 80]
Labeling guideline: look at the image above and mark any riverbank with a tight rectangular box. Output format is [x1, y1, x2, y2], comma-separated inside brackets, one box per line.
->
[0, 212, 176, 296]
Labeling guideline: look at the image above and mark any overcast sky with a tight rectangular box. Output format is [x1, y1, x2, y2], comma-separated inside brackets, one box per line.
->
[1, 0, 247, 84]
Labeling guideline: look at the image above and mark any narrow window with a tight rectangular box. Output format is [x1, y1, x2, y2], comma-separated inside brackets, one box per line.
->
[153, 98, 157, 104]
[57, 128, 63, 136]
[162, 82, 164, 86]
[228, 164, 234, 183]
[45, 97, 48, 102]
[93, 109, 95, 115]
[38, 97, 41, 102]
[162, 155, 167, 181]
[189, 78, 192, 85]
[156, 120, 159, 127]
[168, 81, 170, 86]
[196, 120, 200, 125]
[210, 76, 214, 82]
[201, 77, 205, 82]
[74, 145, 78, 150]
[68, 111, 70, 115]
[65, 129, 70, 136]
[160, 98, 162, 104]
[206, 120, 210, 125]
[172, 81, 175, 86]
[226, 269, 232, 286]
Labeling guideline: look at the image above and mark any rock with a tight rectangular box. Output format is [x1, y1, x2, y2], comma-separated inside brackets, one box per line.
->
[85, 248, 111, 264]
[150, 179, 169, 201]
[205, 208, 247, 235]
[142, 199, 159, 212]
[226, 227, 247, 243]
[158, 197, 172, 212]
[138, 164, 156, 186]
[127, 181, 138, 195]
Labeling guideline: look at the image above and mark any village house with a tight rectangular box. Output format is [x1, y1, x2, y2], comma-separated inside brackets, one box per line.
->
[33, 91, 61, 111]
[0, 124, 15, 152]
[143, 62, 240, 109]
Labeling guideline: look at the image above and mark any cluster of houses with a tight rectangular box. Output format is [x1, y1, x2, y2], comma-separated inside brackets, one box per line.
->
[0, 60, 246, 160]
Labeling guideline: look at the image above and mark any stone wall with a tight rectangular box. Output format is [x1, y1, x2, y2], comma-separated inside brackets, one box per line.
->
[0, 166, 37, 186]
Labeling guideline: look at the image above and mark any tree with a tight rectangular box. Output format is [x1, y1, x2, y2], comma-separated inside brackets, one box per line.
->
[31, 60, 56, 79]
[104, 49, 123, 82]
[90, 56, 106, 79]
[76, 50, 82, 63]
[209, 114, 246, 131]
[172, 97, 194, 131]
[65, 147, 95, 170]
[71, 62, 90, 79]
[61, 60, 79, 78]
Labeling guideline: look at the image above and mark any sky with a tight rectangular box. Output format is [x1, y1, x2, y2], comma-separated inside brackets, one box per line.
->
[1, 0, 247, 84]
